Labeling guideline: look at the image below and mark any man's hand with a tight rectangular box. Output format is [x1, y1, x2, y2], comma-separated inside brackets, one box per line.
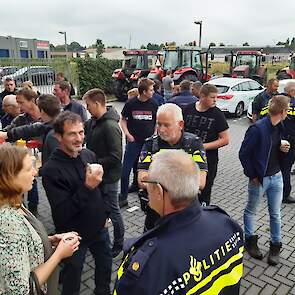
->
[250, 177, 260, 186]
[0, 131, 8, 140]
[126, 134, 135, 142]
[138, 170, 148, 189]
[85, 164, 104, 190]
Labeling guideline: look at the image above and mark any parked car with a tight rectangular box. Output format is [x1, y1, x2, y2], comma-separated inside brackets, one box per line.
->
[205, 77, 264, 117]
[0, 66, 18, 79]
[1, 66, 55, 86]
[247, 79, 295, 121]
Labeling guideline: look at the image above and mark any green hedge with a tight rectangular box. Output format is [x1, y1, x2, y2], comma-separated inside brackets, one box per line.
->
[76, 57, 121, 96]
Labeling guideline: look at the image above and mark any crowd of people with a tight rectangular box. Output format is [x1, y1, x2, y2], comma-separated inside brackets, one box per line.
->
[0, 72, 294, 294]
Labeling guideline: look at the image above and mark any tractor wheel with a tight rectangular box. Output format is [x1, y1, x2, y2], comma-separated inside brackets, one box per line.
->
[113, 80, 127, 101]
[277, 72, 292, 80]
[235, 102, 244, 118]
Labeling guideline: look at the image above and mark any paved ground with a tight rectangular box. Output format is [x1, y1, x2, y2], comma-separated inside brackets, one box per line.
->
[33, 101, 295, 295]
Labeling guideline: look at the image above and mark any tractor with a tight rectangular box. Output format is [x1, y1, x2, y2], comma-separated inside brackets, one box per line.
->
[112, 49, 162, 101]
[147, 44, 213, 84]
[224, 50, 267, 85]
[276, 54, 295, 80]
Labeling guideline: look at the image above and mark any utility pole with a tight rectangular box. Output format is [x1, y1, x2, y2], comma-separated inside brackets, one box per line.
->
[194, 21, 202, 47]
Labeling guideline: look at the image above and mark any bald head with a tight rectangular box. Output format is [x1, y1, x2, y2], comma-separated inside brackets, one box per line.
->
[2, 95, 20, 116]
[157, 103, 183, 121]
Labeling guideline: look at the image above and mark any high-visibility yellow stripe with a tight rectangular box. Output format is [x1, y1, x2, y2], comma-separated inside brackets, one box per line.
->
[260, 108, 269, 116]
[142, 155, 152, 163]
[186, 246, 244, 295]
[192, 154, 205, 163]
[200, 263, 243, 295]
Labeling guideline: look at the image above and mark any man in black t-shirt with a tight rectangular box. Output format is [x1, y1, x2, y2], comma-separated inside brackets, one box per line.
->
[183, 84, 229, 205]
[119, 78, 158, 207]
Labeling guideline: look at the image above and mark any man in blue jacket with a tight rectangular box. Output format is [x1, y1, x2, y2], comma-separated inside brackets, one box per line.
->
[239, 95, 290, 266]
[114, 150, 243, 295]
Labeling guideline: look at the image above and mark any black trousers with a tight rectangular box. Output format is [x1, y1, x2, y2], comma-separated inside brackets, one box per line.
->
[199, 155, 218, 205]
[281, 145, 295, 199]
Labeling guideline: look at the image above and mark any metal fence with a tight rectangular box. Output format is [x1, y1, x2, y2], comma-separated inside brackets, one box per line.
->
[0, 58, 78, 95]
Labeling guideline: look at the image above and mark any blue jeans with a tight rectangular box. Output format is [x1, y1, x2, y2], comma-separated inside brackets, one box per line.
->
[120, 141, 143, 201]
[61, 228, 112, 295]
[101, 181, 124, 247]
[244, 171, 283, 243]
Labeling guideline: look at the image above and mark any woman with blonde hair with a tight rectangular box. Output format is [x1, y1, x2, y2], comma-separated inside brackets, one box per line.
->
[0, 144, 80, 294]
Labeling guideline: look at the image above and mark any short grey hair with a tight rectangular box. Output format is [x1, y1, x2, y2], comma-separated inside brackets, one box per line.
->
[3, 95, 17, 106]
[157, 103, 183, 122]
[284, 81, 295, 95]
[149, 150, 199, 207]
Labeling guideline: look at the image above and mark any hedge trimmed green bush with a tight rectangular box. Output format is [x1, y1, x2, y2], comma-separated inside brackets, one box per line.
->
[76, 57, 121, 96]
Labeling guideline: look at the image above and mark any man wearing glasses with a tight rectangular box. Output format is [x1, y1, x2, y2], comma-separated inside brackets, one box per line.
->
[137, 103, 208, 230]
[114, 150, 244, 295]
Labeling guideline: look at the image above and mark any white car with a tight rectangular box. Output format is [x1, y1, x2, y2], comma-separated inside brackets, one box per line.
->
[205, 77, 264, 117]
[247, 79, 295, 120]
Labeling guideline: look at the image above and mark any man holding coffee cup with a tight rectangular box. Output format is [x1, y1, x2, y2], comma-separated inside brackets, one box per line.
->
[239, 95, 290, 266]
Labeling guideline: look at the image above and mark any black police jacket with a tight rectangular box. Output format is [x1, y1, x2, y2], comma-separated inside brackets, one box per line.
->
[114, 201, 244, 295]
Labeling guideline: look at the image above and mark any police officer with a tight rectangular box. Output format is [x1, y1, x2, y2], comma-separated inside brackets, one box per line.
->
[137, 103, 208, 230]
[252, 78, 279, 122]
[281, 81, 295, 203]
[113, 150, 244, 295]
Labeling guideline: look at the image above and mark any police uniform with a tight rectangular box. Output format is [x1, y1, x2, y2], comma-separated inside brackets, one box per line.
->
[281, 95, 295, 200]
[113, 201, 244, 295]
[137, 132, 208, 230]
[252, 90, 277, 120]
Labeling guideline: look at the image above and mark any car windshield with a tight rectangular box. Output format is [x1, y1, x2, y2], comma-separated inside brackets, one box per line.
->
[13, 67, 29, 76]
[215, 85, 230, 94]
[122, 55, 144, 70]
[163, 51, 178, 70]
[235, 55, 257, 68]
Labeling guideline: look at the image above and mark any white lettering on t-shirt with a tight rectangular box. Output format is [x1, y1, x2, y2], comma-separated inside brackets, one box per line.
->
[132, 111, 153, 121]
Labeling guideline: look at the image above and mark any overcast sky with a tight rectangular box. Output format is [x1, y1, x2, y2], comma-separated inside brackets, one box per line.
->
[0, 0, 293, 48]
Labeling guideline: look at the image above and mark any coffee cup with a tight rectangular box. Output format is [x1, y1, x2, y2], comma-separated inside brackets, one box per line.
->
[88, 163, 102, 174]
[281, 139, 290, 146]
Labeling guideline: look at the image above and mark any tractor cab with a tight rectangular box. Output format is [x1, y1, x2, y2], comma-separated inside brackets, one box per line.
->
[148, 44, 212, 83]
[225, 50, 267, 85]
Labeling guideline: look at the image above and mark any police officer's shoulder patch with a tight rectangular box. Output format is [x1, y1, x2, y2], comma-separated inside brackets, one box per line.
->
[126, 237, 158, 278]
[203, 205, 230, 217]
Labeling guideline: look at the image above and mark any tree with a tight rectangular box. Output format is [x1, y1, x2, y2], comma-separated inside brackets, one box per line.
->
[243, 42, 250, 46]
[140, 45, 147, 49]
[276, 41, 285, 46]
[219, 42, 225, 47]
[286, 38, 290, 46]
[291, 37, 295, 49]
[68, 41, 84, 52]
[93, 39, 105, 57]
[209, 42, 216, 47]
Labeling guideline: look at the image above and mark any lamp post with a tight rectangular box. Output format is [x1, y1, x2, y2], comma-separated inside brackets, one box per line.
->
[194, 21, 202, 48]
[58, 31, 70, 80]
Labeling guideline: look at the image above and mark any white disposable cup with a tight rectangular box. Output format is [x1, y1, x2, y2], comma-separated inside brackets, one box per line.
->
[281, 140, 290, 146]
[88, 163, 102, 174]
[62, 232, 78, 243]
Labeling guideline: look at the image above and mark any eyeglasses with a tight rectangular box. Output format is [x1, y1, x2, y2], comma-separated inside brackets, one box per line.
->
[141, 179, 168, 192]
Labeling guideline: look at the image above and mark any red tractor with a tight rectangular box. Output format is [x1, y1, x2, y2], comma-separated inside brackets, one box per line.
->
[148, 44, 212, 84]
[276, 54, 295, 80]
[112, 49, 162, 101]
[224, 50, 267, 85]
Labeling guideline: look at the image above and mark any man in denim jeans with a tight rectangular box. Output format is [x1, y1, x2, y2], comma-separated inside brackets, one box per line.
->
[239, 95, 290, 266]
[119, 78, 158, 208]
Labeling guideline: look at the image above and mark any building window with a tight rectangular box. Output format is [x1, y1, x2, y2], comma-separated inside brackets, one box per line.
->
[0, 49, 10, 58]
[20, 50, 29, 58]
[37, 50, 45, 58]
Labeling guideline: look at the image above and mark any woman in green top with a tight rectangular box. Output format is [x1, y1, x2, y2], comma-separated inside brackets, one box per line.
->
[0, 144, 80, 295]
